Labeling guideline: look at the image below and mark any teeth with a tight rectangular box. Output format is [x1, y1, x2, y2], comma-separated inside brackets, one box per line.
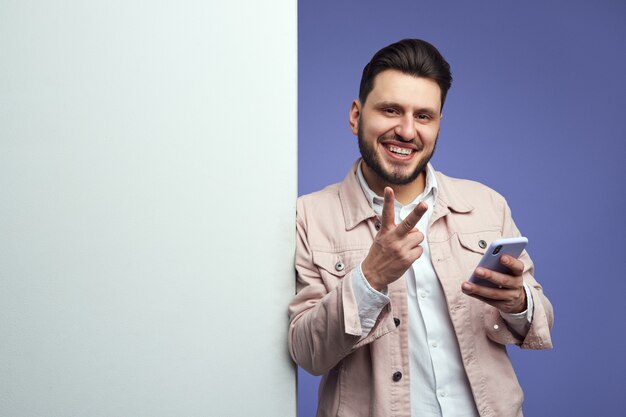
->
[388, 146, 412, 155]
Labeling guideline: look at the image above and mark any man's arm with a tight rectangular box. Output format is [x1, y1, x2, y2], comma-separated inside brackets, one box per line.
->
[288, 209, 381, 375]
[461, 198, 554, 348]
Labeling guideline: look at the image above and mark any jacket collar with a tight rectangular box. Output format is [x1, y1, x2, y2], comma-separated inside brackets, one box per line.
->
[433, 170, 474, 214]
[338, 160, 378, 230]
[338, 159, 473, 230]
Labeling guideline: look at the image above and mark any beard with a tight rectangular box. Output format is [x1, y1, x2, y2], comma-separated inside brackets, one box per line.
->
[358, 125, 438, 185]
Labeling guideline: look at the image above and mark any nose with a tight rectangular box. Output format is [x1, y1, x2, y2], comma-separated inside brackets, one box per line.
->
[394, 114, 417, 141]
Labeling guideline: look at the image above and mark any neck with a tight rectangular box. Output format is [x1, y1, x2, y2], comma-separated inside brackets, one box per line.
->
[362, 163, 426, 205]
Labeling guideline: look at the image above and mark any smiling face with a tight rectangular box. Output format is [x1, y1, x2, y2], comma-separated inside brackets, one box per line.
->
[350, 69, 442, 198]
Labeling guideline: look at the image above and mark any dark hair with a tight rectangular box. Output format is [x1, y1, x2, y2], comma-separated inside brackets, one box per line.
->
[359, 39, 452, 109]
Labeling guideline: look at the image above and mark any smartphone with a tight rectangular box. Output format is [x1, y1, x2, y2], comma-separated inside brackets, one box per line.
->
[468, 237, 528, 288]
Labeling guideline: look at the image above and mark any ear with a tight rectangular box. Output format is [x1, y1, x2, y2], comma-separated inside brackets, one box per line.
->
[349, 99, 361, 136]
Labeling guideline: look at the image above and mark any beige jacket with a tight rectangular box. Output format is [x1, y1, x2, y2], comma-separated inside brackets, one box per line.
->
[288, 161, 553, 417]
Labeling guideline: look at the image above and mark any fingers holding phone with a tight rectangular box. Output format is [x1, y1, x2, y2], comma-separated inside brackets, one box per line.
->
[462, 238, 528, 314]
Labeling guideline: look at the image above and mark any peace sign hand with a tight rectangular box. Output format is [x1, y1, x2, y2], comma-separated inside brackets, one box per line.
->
[361, 187, 428, 291]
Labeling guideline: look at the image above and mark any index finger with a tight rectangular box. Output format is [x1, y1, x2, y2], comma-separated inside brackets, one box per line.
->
[396, 202, 428, 235]
[380, 187, 396, 231]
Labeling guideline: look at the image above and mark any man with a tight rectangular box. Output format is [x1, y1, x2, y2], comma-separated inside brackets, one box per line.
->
[288, 39, 553, 417]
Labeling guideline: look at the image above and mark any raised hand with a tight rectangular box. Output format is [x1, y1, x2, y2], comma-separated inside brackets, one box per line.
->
[361, 187, 428, 291]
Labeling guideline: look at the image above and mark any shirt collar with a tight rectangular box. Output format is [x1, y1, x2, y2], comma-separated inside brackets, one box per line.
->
[337, 159, 473, 231]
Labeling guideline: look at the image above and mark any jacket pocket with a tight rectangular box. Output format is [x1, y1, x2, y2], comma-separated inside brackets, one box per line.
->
[456, 229, 502, 254]
[312, 249, 368, 291]
[455, 229, 502, 280]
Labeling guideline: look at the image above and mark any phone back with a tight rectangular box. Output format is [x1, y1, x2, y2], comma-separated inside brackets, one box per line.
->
[469, 237, 528, 288]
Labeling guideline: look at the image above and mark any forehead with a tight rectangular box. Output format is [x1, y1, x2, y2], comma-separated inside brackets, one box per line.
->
[367, 69, 442, 110]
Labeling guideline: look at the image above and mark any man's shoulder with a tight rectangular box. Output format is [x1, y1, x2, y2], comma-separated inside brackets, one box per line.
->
[434, 170, 508, 208]
[297, 182, 342, 203]
[296, 182, 343, 220]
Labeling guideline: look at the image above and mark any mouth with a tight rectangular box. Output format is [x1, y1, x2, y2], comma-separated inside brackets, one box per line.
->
[382, 143, 417, 160]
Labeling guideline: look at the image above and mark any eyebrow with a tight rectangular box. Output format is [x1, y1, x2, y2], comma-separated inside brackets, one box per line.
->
[374, 101, 439, 115]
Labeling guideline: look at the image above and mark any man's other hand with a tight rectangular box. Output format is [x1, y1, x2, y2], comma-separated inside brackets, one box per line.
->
[461, 255, 527, 314]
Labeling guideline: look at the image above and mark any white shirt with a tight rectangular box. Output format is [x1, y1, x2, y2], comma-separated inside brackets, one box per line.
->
[351, 162, 533, 417]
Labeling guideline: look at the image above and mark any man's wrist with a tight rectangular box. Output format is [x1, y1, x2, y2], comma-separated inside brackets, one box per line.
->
[361, 260, 385, 292]
[500, 283, 534, 326]
[511, 289, 528, 314]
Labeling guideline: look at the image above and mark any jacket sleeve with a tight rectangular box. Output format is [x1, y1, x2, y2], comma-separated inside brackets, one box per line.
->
[287, 202, 394, 375]
[484, 199, 554, 349]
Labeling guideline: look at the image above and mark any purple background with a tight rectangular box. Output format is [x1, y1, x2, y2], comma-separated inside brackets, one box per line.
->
[297, 1, 626, 416]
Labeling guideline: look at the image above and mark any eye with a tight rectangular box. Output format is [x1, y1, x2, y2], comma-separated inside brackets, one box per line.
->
[416, 113, 431, 120]
[383, 107, 400, 115]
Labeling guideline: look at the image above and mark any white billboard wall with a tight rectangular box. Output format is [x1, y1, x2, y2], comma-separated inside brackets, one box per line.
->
[0, 1, 297, 416]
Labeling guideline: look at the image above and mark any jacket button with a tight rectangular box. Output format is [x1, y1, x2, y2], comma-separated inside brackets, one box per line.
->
[392, 371, 402, 382]
[478, 239, 487, 249]
[334, 261, 345, 272]
[393, 317, 401, 327]
[375, 222, 381, 231]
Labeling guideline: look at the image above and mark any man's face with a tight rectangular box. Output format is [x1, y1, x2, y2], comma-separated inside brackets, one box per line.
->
[350, 69, 442, 186]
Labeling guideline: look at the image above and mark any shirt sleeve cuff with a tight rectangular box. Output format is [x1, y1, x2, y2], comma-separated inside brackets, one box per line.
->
[499, 282, 534, 337]
[352, 262, 391, 338]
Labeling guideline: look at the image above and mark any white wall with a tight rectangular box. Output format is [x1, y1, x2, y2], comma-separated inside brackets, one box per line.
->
[0, 1, 296, 416]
